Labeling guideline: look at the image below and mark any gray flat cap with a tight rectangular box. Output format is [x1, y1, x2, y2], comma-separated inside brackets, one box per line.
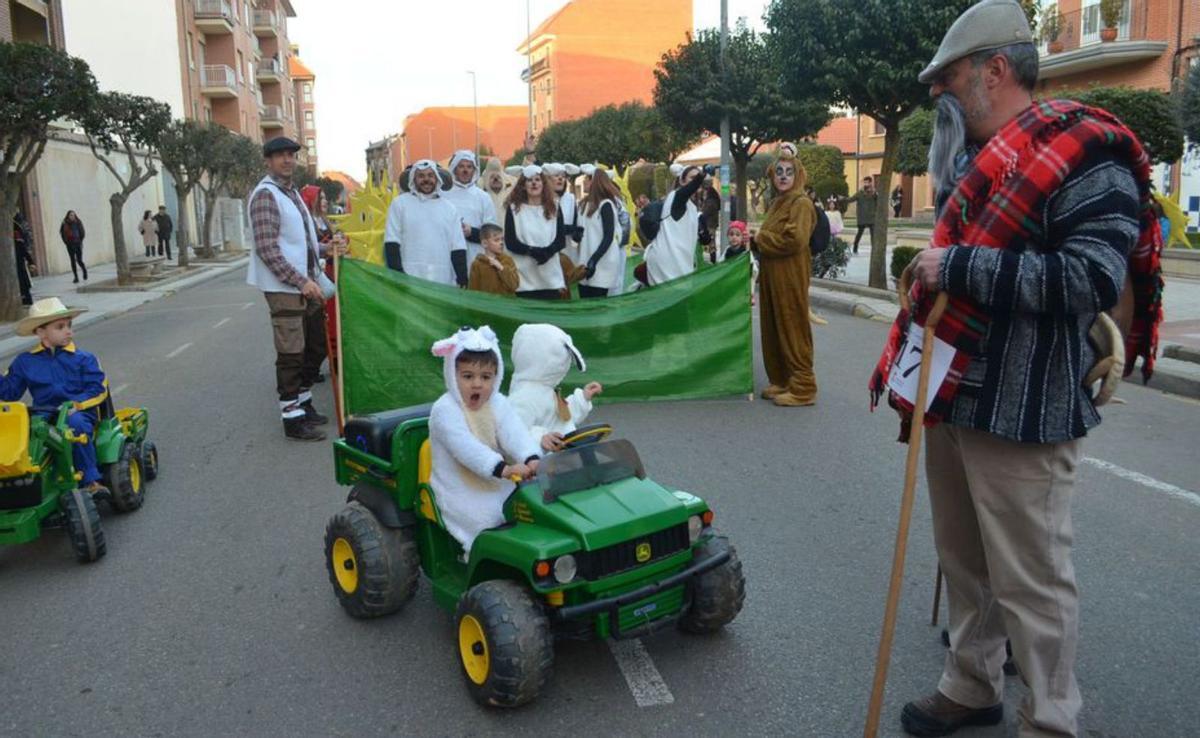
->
[918, 0, 1033, 84]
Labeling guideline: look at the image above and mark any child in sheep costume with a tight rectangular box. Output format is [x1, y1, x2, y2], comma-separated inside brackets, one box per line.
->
[508, 323, 603, 452]
[428, 326, 542, 553]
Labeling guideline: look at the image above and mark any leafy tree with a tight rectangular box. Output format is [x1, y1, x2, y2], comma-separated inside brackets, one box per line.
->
[766, 0, 975, 288]
[0, 42, 97, 321]
[1063, 86, 1183, 165]
[505, 147, 532, 166]
[196, 132, 261, 258]
[1182, 69, 1200, 151]
[83, 91, 172, 284]
[535, 118, 589, 163]
[894, 107, 934, 176]
[654, 22, 831, 211]
[158, 120, 227, 267]
[796, 143, 849, 200]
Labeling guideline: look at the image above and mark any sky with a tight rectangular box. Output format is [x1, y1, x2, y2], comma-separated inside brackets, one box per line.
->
[288, 0, 771, 181]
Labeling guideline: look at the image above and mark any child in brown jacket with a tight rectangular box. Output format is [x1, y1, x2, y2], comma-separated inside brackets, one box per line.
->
[468, 223, 520, 295]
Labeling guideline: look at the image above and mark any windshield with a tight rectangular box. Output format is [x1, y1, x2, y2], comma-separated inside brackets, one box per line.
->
[538, 439, 646, 502]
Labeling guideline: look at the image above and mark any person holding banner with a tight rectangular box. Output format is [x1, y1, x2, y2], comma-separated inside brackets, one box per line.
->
[545, 163, 582, 261]
[503, 165, 568, 300]
[443, 150, 497, 271]
[383, 160, 468, 287]
[752, 146, 818, 408]
[644, 165, 706, 286]
[575, 167, 624, 299]
[869, 2, 1163, 735]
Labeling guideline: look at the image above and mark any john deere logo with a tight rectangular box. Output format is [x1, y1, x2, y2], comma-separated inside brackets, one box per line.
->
[635, 542, 652, 563]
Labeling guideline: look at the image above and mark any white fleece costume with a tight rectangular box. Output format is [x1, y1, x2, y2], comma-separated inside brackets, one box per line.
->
[428, 326, 541, 553]
[545, 162, 580, 263]
[508, 324, 594, 442]
[443, 150, 497, 271]
[383, 160, 467, 285]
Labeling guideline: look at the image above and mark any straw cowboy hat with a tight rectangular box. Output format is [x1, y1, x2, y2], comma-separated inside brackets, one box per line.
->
[16, 297, 87, 336]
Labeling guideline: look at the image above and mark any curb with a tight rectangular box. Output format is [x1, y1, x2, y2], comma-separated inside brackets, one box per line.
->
[810, 281, 1200, 402]
[0, 257, 247, 361]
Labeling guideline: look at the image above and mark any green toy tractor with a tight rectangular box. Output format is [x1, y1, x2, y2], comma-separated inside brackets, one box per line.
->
[0, 398, 158, 563]
[324, 404, 745, 707]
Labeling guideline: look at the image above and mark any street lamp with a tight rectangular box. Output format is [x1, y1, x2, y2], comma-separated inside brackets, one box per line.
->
[468, 70, 480, 161]
[427, 127, 434, 159]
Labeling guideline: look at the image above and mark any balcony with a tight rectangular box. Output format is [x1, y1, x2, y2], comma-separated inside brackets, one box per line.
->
[257, 58, 284, 84]
[260, 104, 285, 127]
[253, 10, 280, 37]
[194, 0, 234, 35]
[199, 65, 238, 98]
[520, 56, 550, 83]
[1038, 0, 1168, 80]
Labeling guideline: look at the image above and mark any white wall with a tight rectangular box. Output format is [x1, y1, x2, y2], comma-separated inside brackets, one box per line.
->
[61, 0, 186, 118]
[30, 132, 171, 276]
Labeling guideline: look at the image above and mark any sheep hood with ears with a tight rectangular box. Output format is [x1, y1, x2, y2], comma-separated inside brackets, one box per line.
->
[448, 149, 479, 187]
[508, 323, 594, 440]
[431, 325, 505, 406]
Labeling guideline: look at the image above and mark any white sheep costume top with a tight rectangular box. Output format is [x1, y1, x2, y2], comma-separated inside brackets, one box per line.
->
[443, 149, 497, 270]
[428, 326, 541, 552]
[508, 324, 594, 441]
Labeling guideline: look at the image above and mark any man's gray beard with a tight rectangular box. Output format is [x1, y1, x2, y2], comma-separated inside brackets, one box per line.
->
[929, 93, 967, 197]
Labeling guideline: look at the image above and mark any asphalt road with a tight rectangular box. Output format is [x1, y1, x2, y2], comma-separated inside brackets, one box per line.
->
[2, 271, 1197, 737]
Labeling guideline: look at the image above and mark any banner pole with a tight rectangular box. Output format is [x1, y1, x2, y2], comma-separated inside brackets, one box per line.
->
[333, 247, 347, 435]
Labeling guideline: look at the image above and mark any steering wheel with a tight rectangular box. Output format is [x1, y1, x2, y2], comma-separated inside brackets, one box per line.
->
[559, 423, 612, 450]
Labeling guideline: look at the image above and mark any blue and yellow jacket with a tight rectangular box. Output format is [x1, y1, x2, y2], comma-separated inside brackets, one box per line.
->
[0, 342, 108, 414]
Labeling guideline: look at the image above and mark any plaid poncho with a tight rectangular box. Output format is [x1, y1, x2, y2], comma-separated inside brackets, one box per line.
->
[869, 100, 1163, 428]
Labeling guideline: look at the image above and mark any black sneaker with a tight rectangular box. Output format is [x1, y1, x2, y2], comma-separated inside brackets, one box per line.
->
[301, 401, 329, 425]
[284, 417, 326, 441]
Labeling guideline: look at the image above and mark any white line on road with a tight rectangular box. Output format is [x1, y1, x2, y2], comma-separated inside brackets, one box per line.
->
[608, 638, 675, 707]
[241, 302, 255, 311]
[165, 342, 193, 359]
[111, 384, 128, 396]
[1084, 457, 1200, 510]
[213, 317, 231, 329]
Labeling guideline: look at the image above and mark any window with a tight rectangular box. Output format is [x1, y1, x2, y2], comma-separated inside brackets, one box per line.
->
[237, 51, 245, 83]
[306, 137, 316, 157]
[872, 118, 885, 136]
[1081, 0, 1129, 44]
[303, 83, 312, 103]
[304, 110, 314, 128]
[205, 106, 213, 122]
[186, 32, 195, 69]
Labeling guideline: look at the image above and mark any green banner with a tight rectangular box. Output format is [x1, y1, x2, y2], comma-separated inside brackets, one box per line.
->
[338, 255, 753, 416]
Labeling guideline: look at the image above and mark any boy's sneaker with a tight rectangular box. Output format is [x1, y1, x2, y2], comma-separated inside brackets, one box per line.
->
[85, 482, 112, 501]
[284, 418, 326, 442]
[301, 401, 328, 426]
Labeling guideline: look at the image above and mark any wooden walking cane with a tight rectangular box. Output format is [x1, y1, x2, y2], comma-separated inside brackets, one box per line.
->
[863, 266, 950, 738]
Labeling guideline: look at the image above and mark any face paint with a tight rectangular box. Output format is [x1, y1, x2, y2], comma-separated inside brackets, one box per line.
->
[773, 163, 796, 193]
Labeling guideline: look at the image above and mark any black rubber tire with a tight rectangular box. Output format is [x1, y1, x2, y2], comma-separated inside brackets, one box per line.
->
[678, 533, 745, 634]
[140, 441, 159, 481]
[454, 580, 554, 708]
[323, 502, 419, 618]
[107, 442, 145, 513]
[63, 489, 106, 563]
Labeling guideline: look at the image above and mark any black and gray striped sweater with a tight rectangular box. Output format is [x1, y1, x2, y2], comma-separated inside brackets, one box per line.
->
[937, 150, 1140, 444]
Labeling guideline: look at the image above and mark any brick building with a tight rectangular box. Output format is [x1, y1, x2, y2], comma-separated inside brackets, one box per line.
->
[400, 106, 528, 167]
[517, 0, 692, 137]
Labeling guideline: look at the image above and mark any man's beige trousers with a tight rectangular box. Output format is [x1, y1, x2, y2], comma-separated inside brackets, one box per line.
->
[926, 423, 1083, 738]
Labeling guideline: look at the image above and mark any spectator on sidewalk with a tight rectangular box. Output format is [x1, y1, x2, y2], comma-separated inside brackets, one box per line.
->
[843, 177, 877, 254]
[13, 212, 35, 306]
[874, 3, 1164, 735]
[138, 210, 158, 258]
[246, 136, 330, 442]
[153, 206, 173, 260]
[59, 210, 87, 283]
[891, 184, 903, 218]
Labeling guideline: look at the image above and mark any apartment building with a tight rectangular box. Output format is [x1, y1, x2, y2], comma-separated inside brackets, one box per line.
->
[182, 0, 299, 143]
[1, 0, 64, 46]
[517, 0, 691, 137]
[290, 44, 317, 171]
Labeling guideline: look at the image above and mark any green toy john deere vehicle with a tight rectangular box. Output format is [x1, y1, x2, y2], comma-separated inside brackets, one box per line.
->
[324, 404, 745, 707]
[0, 399, 158, 563]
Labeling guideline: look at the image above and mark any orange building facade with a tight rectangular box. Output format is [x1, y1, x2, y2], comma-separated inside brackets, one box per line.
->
[399, 106, 528, 167]
[290, 46, 317, 171]
[518, 0, 692, 136]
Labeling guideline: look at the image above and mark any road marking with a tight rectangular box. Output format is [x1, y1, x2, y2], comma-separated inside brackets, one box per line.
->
[1083, 457, 1200, 510]
[241, 302, 255, 311]
[608, 638, 674, 707]
[111, 384, 128, 396]
[165, 342, 193, 359]
[213, 317, 231, 329]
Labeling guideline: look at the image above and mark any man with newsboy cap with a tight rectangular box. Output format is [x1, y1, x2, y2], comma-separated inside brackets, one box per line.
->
[246, 136, 331, 442]
[869, 1, 1163, 735]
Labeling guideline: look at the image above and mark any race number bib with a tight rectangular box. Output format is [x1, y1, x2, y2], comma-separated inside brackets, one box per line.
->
[887, 323, 956, 411]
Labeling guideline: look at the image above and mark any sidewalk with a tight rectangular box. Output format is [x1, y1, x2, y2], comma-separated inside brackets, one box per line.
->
[812, 239, 1200, 400]
[1, 256, 248, 360]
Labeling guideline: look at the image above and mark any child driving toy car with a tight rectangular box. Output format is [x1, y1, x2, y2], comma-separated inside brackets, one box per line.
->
[428, 326, 542, 553]
[508, 323, 603, 453]
[0, 297, 110, 496]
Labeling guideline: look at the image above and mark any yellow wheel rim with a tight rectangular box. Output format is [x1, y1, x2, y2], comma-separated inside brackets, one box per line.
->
[458, 614, 490, 685]
[331, 537, 358, 594]
[129, 459, 142, 493]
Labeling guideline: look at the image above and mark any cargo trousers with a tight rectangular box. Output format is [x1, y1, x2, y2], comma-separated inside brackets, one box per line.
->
[264, 292, 327, 420]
